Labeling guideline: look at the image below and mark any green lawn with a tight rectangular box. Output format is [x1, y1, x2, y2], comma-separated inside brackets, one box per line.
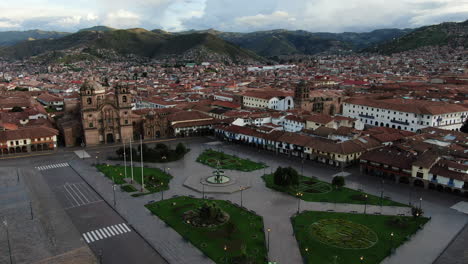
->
[293, 211, 429, 264]
[96, 164, 172, 194]
[197, 149, 267, 172]
[146, 197, 267, 264]
[262, 174, 406, 207]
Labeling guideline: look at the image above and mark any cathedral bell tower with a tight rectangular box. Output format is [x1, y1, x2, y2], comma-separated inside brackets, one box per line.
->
[114, 83, 133, 143]
[80, 81, 98, 111]
[294, 80, 310, 109]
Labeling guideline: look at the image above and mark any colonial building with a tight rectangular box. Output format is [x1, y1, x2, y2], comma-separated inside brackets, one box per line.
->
[80, 80, 133, 145]
[0, 126, 58, 155]
[242, 91, 294, 111]
[343, 98, 468, 132]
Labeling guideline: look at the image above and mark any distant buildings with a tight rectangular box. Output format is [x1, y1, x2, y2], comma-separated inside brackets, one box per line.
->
[360, 128, 468, 195]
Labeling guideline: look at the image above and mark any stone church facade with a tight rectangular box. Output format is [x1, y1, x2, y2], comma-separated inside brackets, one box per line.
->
[80, 80, 133, 146]
[294, 81, 344, 115]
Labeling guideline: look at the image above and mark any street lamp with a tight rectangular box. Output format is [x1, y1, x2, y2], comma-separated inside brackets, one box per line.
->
[360, 256, 364, 264]
[113, 184, 117, 207]
[267, 228, 271, 253]
[380, 179, 384, 207]
[364, 195, 368, 214]
[3, 220, 13, 264]
[390, 232, 394, 251]
[408, 184, 412, 206]
[301, 158, 305, 176]
[296, 192, 303, 214]
[202, 184, 205, 200]
[223, 245, 228, 264]
[419, 197, 423, 210]
[240, 186, 244, 207]
[98, 249, 103, 264]
[161, 182, 165, 201]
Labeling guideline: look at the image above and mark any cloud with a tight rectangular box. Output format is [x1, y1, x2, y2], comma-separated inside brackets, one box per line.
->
[103, 10, 141, 28]
[235, 11, 295, 28]
[0, 20, 21, 29]
[0, 0, 467, 32]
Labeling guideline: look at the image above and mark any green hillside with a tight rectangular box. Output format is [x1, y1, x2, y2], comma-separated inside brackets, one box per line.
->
[78, 26, 116, 32]
[364, 20, 468, 54]
[0, 30, 70, 46]
[0, 29, 262, 63]
[179, 28, 410, 57]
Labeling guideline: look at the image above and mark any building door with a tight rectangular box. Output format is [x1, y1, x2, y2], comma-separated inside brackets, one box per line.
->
[106, 133, 115, 143]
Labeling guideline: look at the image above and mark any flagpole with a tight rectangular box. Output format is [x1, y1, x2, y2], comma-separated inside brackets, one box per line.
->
[130, 137, 134, 183]
[140, 134, 144, 192]
[123, 139, 127, 179]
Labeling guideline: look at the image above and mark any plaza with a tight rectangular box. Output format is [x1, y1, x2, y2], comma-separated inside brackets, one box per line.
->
[0, 137, 467, 264]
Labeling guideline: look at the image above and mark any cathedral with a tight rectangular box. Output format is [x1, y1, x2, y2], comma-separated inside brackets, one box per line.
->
[80, 80, 133, 146]
[294, 81, 344, 115]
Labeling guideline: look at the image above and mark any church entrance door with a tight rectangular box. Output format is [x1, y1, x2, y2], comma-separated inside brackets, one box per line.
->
[106, 133, 115, 143]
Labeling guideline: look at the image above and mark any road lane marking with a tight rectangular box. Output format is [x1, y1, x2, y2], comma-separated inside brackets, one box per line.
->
[102, 227, 112, 237]
[105, 227, 115, 236]
[94, 230, 103, 240]
[63, 184, 80, 207]
[83, 233, 91, 243]
[110, 225, 120, 234]
[83, 223, 132, 244]
[35, 163, 70, 171]
[122, 223, 131, 232]
[114, 225, 123, 234]
[65, 183, 86, 205]
[71, 183, 90, 203]
[118, 224, 129, 233]
[98, 229, 107, 238]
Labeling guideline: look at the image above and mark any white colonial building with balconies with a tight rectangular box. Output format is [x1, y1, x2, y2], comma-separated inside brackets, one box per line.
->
[343, 98, 468, 133]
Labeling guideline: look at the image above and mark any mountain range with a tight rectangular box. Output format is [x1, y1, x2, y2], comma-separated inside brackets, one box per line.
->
[0, 19, 466, 62]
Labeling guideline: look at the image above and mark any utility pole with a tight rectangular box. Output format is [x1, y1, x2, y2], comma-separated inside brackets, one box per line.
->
[130, 138, 134, 183]
[140, 134, 144, 192]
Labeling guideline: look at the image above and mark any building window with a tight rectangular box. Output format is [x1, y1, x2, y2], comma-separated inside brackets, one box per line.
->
[15, 141, 19, 145]
[23, 140, 26, 144]
[89, 123, 94, 128]
[125, 120, 128, 125]
[122, 96, 127, 103]
[87, 98, 92, 105]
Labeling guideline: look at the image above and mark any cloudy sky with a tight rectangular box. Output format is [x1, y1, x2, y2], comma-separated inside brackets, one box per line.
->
[0, 0, 467, 33]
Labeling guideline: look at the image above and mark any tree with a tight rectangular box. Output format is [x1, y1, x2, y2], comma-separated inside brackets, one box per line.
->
[116, 147, 137, 159]
[273, 166, 299, 186]
[175, 143, 187, 155]
[461, 119, 468, 133]
[10, 106, 23, 112]
[411, 207, 424, 218]
[198, 202, 225, 223]
[332, 176, 345, 189]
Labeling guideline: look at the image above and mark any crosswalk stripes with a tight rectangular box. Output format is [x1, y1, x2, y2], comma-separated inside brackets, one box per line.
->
[82, 223, 132, 244]
[35, 163, 70, 171]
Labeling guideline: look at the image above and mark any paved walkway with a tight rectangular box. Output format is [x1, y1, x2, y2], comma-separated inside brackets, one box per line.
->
[60, 139, 468, 264]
